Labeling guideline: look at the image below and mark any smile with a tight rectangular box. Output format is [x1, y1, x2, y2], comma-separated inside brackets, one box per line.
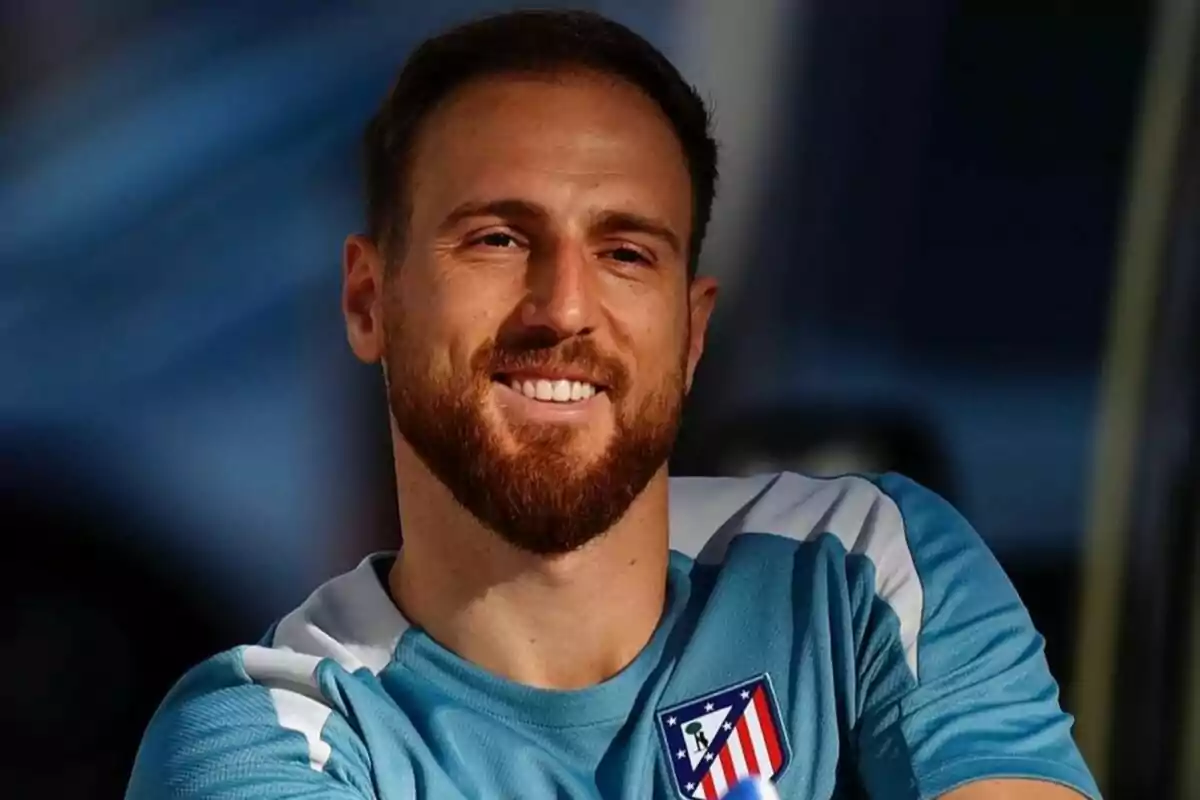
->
[493, 373, 607, 405]
[490, 373, 610, 426]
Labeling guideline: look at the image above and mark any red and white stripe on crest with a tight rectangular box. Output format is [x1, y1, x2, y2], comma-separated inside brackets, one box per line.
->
[694, 687, 784, 799]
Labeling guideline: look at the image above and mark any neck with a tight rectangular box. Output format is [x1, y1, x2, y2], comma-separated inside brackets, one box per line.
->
[387, 438, 671, 690]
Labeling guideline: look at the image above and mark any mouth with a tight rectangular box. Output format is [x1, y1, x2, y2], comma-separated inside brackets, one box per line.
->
[492, 372, 608, 405]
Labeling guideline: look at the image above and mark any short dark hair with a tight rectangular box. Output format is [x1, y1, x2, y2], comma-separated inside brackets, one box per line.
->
[363, 8, 718, 278]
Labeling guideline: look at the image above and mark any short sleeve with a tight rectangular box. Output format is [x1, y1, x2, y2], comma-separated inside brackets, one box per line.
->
[126, 647, 374, 799]
[852, 473, 1100, 800]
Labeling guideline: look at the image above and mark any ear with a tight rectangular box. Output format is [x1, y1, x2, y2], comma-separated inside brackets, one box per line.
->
[684, 276, 719, 392]
[342, 234, 388, 364]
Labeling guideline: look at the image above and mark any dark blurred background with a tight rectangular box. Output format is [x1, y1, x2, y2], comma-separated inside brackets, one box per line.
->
[2, 1, 1197, 798]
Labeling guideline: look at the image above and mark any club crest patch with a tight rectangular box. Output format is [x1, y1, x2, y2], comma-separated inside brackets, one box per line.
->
[657, 674, 790, 799]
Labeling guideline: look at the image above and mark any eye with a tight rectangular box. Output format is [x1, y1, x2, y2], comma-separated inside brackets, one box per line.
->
[471, 231, 521, 249]
[606, 246, 651, 265]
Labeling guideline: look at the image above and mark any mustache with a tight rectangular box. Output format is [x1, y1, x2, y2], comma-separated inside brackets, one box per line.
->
[476, 335, 629, 394]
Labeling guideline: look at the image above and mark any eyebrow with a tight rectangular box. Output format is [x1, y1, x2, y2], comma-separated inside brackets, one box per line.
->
[438, 198, 547, 233]
[592, 210, 682, 255]
[438, 198, 683, 255]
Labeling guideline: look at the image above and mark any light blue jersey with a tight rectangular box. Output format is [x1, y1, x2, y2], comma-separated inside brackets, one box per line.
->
[127, 473, 1100, 799]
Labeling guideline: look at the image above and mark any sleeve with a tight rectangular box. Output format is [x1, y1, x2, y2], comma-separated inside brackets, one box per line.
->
[126, 646, 375, 799]
[852, 473, 1101, 800]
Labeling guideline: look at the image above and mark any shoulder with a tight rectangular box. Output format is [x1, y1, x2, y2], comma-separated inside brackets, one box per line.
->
[226, 553, 409, 698]
[268, 553, 410, 674]
[668, 470, 971, 564]
[668, 472, 992, 676]
[233, 553, 411, 750]
[128, 556, 408, 797]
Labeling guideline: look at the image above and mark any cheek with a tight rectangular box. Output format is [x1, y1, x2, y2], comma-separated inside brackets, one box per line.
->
[413, 277, 516, 374]
[384, 280, 449, 377]
[619, 306, 690, 389]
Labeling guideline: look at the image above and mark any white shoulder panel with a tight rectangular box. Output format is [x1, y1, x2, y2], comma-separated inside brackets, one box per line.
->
[241, 555, 409, 772]
[270, 553, 410, 676]
[669, 473, 924, 678]
[240, 644, 332, 771]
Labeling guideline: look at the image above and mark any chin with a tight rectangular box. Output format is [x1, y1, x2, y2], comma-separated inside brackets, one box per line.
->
[501, 424, 613, 463]
[485, 392, 614, 450]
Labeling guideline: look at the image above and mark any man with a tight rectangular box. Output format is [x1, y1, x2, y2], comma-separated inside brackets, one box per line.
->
[127, 10, 1100, 800]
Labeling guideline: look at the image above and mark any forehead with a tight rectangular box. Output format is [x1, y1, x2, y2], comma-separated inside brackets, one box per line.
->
[407, 70, 693, 230]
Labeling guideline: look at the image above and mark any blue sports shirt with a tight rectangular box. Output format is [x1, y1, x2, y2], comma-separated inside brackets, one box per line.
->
[127, 472, 1100, 799]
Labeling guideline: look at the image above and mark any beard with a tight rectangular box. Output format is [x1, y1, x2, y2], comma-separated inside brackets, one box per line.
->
[384, 320, 686, 556]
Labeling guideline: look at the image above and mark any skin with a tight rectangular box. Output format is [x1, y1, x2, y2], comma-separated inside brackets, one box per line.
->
[341, 70, 1084, 800]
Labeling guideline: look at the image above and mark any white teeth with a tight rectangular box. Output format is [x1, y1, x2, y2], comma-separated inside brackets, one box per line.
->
[504, 376, 599, 403]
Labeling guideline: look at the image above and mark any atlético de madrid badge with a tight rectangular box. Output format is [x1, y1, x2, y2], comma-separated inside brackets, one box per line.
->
[657, 674, 790, 799]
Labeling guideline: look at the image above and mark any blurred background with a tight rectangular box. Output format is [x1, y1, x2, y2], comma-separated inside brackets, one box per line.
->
[1, 0, 1196, 797]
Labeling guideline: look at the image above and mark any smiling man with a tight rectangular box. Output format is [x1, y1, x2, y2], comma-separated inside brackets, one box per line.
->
[127, 10, 1100, 800]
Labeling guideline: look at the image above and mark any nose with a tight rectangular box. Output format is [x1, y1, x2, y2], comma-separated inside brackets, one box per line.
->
[519, 241, 596, 338]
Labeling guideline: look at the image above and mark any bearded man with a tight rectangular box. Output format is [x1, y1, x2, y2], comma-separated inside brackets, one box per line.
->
[128, 10, 1099, 800]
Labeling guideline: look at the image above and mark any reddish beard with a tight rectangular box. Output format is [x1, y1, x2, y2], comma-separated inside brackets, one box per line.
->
[385, 326, 686, 555]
